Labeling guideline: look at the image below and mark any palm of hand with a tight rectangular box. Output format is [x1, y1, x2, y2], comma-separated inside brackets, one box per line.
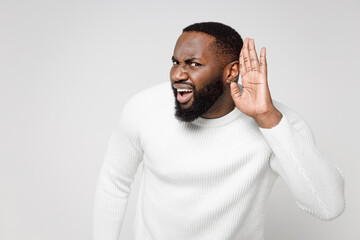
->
[230, 38, 273, 118]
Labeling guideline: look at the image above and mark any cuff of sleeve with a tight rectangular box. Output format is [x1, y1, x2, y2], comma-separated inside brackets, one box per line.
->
[258, 114, 295, 147]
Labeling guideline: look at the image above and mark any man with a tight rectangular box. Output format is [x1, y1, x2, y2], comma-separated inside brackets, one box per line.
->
[93, 22, 345, 240]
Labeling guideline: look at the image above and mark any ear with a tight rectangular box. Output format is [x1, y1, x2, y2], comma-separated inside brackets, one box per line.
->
[223, 61, 240, 85]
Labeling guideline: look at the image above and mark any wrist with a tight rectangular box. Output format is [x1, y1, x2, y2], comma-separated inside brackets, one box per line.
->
[254, 107, 283, 129]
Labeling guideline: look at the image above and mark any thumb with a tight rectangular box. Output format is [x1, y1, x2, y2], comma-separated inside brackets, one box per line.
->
[230, 81, 241, 102]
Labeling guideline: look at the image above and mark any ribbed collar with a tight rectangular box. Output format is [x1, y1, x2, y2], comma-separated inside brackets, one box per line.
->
[190, 106, 243, 128]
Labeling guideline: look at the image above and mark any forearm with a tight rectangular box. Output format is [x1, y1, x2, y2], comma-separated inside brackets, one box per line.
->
[93, 167, 131, 240]
[260, 114, 345, 220]
[93, 148, 142, 239]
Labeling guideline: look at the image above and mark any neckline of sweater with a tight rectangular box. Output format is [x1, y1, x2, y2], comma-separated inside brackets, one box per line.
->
[190, 106, 243, 127]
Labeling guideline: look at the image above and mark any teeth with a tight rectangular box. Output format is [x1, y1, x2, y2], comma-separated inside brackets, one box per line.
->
[177, 89, 193, 92]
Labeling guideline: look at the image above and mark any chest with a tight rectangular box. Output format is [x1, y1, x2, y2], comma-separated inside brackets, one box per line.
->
[140, 119, 273, 182]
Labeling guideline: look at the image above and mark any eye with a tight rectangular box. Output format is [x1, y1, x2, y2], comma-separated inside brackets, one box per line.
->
[172, 60, 179, 65]
[190, 62, 201, 67]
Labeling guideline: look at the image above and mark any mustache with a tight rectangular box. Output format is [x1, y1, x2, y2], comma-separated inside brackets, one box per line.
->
[172, 82, 196, 89]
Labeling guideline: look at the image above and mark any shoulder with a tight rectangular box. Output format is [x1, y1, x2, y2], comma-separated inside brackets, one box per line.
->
[273, 100, 300, 120]
[121, 81, 174, 124]
[273, 100, 307, 125]
[272, 99, 315, 142]
[124, 81, 172, 109]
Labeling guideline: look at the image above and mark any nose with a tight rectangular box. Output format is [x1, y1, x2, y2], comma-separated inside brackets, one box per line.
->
[171, 65, 189, 82]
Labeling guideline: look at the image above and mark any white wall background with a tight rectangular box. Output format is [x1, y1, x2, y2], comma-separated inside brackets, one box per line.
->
[0, 0, 359, 239]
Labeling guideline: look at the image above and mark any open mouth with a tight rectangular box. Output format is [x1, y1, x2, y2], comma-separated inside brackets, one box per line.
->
[177, 88, 193, 104]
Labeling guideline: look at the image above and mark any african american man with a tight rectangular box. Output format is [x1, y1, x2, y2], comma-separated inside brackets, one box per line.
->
[93, 22, 345, 240]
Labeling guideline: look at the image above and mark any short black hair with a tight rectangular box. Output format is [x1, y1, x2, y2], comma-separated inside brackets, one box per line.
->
[183, 22, 243, 63]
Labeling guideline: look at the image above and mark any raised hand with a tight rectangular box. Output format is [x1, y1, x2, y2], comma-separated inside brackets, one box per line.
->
[230, 38, 282, 128]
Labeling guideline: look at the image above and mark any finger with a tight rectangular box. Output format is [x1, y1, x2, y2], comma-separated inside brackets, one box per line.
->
[239, 50, 246, 77]
[242, 38, 251, 72]
[259, 47, 267, 74]
[249, 39, 259, 71]
[230, 81, 242, 102]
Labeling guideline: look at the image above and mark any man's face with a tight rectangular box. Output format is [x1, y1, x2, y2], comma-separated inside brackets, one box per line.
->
[170, 31, 225, 122]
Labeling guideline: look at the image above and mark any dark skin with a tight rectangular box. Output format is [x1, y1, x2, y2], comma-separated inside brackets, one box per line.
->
[170, 31, 282, 128]
[170, 31, 237, 118]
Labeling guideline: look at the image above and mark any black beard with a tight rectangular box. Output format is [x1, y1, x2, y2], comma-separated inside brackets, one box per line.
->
[172, 75, 224, 122]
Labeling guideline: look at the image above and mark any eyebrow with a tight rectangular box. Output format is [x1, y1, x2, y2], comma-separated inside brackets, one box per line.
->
[172, 56, 201, 63]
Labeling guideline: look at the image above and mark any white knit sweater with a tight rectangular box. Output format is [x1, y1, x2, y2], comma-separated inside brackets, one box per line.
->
[93, 81, 345, 240]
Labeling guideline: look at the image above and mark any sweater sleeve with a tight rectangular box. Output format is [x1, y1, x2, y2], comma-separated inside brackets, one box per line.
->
[259, 109, 345, 221]
[93, 98, 144, 240]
